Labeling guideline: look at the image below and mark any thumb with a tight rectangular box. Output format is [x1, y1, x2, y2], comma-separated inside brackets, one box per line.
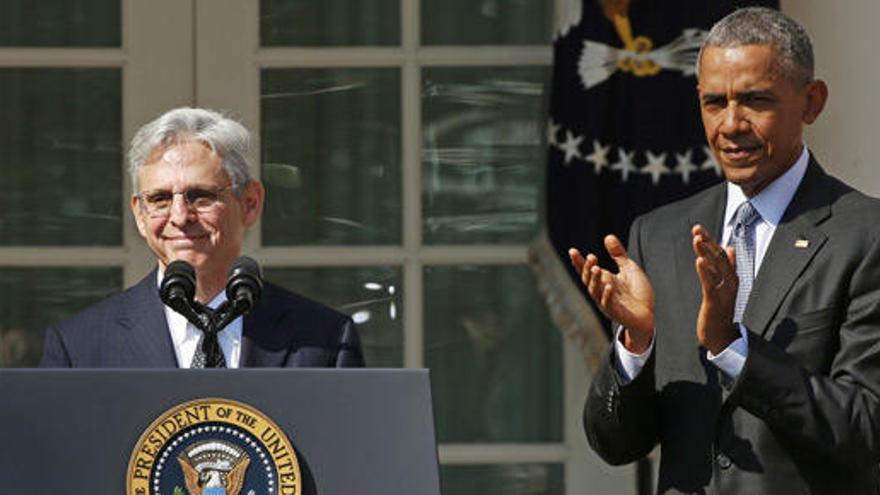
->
[604, 235, 630, 268]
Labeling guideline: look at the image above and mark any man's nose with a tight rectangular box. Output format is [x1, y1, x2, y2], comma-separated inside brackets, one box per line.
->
[168, 193, 195, 225]
[719, 103, 750, 135]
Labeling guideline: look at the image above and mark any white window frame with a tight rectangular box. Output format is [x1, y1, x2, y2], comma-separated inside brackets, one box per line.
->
[0, 0, 632, 492]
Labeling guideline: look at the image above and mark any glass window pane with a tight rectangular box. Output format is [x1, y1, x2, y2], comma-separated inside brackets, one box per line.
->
[261, 0, 399, 46]
[425, 265, 562, 443]
[0, 0, 120, 47]
[422, 67, 547, 244]
[442, 464, 564, 495]
[264, 266, 403, 367]
[262, 68, 401, 246]
[0, 68, 123, 246]
[422, 0, 550, 46]
[0, 267, 122, 367]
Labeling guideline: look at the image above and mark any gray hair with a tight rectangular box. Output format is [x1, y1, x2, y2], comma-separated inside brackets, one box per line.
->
[698, 7, 814, 85]
[128, 107, 254, 194]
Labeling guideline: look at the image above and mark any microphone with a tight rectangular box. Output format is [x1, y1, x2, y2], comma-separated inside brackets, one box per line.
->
[225, 256, 263, 314]
[160, 259, 212, 333]
[159, 260, 197, 314]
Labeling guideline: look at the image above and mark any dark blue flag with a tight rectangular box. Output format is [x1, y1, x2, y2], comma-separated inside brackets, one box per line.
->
[536, 0, 778, 340]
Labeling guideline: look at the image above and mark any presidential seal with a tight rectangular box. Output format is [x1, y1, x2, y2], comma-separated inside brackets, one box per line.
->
[127, 398, 301, 495]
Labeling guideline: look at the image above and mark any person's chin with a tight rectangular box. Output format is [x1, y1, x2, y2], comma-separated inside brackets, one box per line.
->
[720, 153, 765, 176]
[165, 244, 212, 266]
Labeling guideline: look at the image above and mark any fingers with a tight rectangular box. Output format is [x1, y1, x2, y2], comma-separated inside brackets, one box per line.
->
[691, 224, 724, 260]
[694, 256, 720, 296]
[568, 247, 619, 311]
[568, 248, 585, 273]
[600, 282, 614, 309]
[587, 262, 614, 304]
[691, 224, 738, 293]
[569, 248, 601, 289]
[691, 226, 740, 310]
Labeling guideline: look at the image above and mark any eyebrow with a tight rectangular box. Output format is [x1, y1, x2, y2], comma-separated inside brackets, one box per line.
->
[141, 184, 223, 193]
[701, 89, 774, 103]
[736, 89, 775, 100]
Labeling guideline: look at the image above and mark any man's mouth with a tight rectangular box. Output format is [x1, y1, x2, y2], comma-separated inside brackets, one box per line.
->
[163, 234, 208, 244]
[720, 144, 761, 162]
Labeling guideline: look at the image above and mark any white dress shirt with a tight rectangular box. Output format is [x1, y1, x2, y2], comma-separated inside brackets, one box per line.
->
[157, 269, 244, 368]
[614, 146, 810, 383]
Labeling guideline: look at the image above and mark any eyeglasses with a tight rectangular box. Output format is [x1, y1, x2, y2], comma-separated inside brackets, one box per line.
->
[136, 185, 235, 217]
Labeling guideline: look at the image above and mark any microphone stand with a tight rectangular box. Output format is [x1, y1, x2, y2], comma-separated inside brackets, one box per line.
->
[161, 257, 263, 368]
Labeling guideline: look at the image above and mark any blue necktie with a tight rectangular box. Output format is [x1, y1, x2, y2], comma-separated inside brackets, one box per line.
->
[728, 201, 761, 323]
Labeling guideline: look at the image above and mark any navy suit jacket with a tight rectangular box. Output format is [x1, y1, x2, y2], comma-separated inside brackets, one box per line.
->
[40, 270, 365, 368]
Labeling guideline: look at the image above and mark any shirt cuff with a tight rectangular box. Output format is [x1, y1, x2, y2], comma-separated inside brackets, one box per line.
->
[613, 326, 654, 384]
[706, 323, 750, 381]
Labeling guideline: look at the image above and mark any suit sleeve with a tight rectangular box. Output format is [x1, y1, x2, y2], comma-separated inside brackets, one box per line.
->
[730, 233, 880, 467]
[39, 326, 73, 368]
[334, 319, 365, 368]
[582, 215, 661, 464]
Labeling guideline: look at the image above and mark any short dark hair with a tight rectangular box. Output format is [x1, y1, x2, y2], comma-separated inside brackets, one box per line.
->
[698, 7, 814, 85]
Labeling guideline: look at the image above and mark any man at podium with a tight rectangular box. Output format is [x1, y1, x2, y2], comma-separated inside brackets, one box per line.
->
[40, 107, 364, 368]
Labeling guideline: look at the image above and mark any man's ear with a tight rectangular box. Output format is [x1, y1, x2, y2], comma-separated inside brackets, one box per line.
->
[241, 181, 265, 227]
[803, 79, 828, 125]
[130, 194, 148, 238]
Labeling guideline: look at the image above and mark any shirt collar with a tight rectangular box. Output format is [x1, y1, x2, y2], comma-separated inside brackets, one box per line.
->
[725, 145, 810, 228]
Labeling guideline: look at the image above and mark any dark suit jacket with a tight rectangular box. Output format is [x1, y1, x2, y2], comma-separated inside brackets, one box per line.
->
[39, 270, 365, 368]
[584, 158, 880, 494]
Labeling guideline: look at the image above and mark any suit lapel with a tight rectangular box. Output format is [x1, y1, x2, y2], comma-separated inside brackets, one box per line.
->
[241, 284, 289, 367]
[742, 159, 830, 337]
[674, 186, 728, 393]
[117, 270, 178, 367]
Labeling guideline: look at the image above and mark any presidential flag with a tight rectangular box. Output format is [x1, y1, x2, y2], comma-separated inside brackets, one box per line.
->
[532, 0, 777, 346]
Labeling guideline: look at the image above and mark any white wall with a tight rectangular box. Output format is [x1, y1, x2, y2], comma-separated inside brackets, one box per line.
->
[783, 0, 880, 196]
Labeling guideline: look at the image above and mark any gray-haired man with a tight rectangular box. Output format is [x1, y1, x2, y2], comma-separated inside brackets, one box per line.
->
[41, 107, 364, 368]
[570, 8, 880, 493]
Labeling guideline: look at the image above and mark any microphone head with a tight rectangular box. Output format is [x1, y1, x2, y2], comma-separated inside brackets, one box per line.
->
[160, 259, 196, 306]
[226, 256, 263, 312]
[228, 255, 261, 280]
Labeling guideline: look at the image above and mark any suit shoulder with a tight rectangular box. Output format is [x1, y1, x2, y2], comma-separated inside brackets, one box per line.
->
[262, 282, 353, 326]
[819, 173, 880, 231]
[49, 284, 139, 334]
[635, 182, 724, 227]
[829, 177, 880, 212]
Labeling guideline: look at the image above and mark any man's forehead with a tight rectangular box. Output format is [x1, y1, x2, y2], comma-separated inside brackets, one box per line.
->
[698, 44, 785, 87]
[138, 142, 230, 189]
[146, 140, 218, 166]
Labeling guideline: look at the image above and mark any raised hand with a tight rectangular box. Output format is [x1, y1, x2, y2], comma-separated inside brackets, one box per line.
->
[691, 224, 740, 354]
[569, 235, 655, 353]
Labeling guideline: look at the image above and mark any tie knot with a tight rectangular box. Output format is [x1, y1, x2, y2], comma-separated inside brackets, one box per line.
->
[733, 201, 761, 231]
